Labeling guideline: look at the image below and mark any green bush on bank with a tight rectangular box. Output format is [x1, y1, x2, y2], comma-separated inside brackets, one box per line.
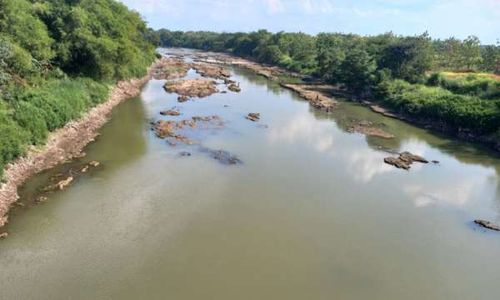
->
[0, 0, 156, 179]
[376, 79, 500, 133]
[12, 79, 110, 145]
[428, 73, 500, 99]
[0, 104, 28, 178]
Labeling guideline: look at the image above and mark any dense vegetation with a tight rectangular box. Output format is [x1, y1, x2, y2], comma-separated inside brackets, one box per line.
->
[153, 29, 500, 138]
[0, 0, 156, 177]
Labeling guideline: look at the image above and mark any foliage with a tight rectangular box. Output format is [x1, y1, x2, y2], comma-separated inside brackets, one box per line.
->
[153, 29, 500, 136]
[481, 43, 500, 74]
[0, 103, 28, 178]
[433, 36, 496, 72]
[376, 79, 500, 133]
[339, 46, 376, 93]
[11, 79, 110, 144]
[377, 33, 433, 83]
[428, 72, 500, 99]
[0, 0, 155, 178]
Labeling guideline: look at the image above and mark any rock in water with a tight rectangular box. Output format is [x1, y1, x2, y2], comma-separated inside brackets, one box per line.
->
[200, 147, 242, 165]
[399, 152, 429, 164]
[160, 108, 181, 116]
[164, 79, 219, 98]
[178, 95, 189, 102]
[384, 151, 429, 170]
[57, 176, 74, 190]
[210, 150, 242, 165]
[246, 113, 261, 122]
[89, 161, 100, 167]
[228, 83, 241, 93]
[384, 157, 411, 170]
[474, 220, 500, 231]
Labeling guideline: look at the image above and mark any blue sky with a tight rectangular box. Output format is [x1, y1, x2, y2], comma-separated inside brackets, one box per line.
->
[121, 0, 500, 44]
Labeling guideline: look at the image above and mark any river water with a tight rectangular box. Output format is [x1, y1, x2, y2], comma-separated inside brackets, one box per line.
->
[1, 50, 500, 300]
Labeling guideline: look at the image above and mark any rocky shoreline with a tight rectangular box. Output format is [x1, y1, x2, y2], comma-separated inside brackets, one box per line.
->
[0, 60, 162, 229]
[185, 50, 500, 154]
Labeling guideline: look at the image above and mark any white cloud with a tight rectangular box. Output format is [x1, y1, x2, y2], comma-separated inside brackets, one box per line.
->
[299, 0, 335, 14]
[265, 0, 285, 13]
[120, 0, 499, 43]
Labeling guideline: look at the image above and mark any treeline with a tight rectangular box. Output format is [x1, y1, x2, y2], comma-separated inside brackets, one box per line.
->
[0, 0, 156, 177]
[152, 29, 500, 138]
[153, 30, 500, 76]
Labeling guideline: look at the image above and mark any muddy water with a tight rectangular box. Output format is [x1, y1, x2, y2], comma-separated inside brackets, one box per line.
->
[1, 51, 500, 300]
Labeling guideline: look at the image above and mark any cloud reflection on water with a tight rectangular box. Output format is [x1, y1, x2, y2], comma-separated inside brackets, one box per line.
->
[267, 111, 499, 210]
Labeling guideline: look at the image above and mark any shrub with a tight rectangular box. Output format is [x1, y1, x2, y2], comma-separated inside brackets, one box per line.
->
[428, 72, 500, 99]
[11, 78, 109, 143]
[0, 108, 28, 178]
[376, 79, 500, 133]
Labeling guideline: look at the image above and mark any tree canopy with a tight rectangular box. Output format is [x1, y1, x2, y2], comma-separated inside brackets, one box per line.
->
[0, 0, 156, 177]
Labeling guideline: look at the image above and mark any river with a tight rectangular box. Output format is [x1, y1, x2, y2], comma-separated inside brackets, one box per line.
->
[1, 49, 499, 300]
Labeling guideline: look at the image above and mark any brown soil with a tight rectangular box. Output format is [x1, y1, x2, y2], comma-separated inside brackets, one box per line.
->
[384, 151, 429, 170]
[152, 58, 191, 80]
[281, 83, 338, 112]
[164, 79, 218, 98]
[0, 60, 162, 228]
[347, 121, 394, 139]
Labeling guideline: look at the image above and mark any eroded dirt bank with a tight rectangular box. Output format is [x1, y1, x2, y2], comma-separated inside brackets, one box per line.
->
[0, 60, 163, 228]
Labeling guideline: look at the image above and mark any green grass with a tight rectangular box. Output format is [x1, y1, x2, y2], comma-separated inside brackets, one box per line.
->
[428, 72, 500, 99]
[0, 78, 110, 178]
[376, 79, 500, 134]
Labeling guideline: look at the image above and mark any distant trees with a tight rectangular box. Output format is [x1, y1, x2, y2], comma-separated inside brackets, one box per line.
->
[154, 29, 500, 138]
[481, 42, 500, 74]
[434, 35, 490, 72]
[340, 46, 376, 94]
[461, 36, 483, 70]
[316, 33, 347, 82]
[378, 33, 433, 83]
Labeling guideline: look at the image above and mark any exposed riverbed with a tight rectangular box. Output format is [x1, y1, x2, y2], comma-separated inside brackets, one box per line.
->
[1, 49, 500, 299]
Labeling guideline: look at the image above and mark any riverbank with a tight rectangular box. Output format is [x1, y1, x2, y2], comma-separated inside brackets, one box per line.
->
[187, 49, 500, 153]
[362, 99, 500, 152]
[0, 60, 161, 228]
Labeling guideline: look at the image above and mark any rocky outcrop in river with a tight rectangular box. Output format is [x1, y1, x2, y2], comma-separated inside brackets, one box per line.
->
[164, 79, 219, 98]
[384, 152, 429, 170]
[152, 58, 191, 80]
[280, 83, 337, 112]
[347, 120, 395, 139]
[474, 220, 500, 231]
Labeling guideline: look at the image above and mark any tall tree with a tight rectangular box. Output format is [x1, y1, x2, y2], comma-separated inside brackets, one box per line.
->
[379, 33, 434, 83]
[461, 35, 483, 71]
[340, 46, 376, 94]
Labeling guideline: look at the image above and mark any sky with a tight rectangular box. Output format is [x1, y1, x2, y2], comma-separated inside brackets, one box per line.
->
[121, 0, 500, 44]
